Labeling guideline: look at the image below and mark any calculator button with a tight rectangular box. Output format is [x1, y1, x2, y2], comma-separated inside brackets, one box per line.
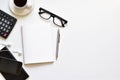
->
[6, 17, 9, 19]
[2, 18, 4, 21]
[3, 33, 7, 37]
[6, 30, 9, 33]
[10, 19, 14, 22]
[7, 21, 10, 24]
[2, 23, 5, 26]
[10, 23, 13, 26]
[3, 28, 6, 31]
[5, 25, 8, 28]
[4, 20, 7, 23]
[1, 13, 3, 16]
[4, 15, 6, 18]
[8, 26, 11, 29]
[1, 27, 3, 29]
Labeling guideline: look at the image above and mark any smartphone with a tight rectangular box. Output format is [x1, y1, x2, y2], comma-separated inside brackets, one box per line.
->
[0, 47, 29, 80]
[0, 56, 22, 75]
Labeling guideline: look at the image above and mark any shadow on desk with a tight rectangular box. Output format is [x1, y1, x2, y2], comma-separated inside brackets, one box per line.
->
[24, 62, 54, 68]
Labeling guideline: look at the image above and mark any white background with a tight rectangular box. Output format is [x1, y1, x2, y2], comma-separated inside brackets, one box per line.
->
[0, 0, 120, 80]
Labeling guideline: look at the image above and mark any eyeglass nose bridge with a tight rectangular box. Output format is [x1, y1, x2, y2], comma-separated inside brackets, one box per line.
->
[47, 15, 57, 25]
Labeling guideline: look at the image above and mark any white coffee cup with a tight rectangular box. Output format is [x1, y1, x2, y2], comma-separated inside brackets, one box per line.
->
[13, 0, 32, 10]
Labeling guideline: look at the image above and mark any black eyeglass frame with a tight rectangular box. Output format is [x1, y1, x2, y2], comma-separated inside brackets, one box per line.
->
[39, 7, 68, 27]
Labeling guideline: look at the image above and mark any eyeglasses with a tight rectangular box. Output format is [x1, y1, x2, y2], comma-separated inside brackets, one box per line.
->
[38, 7, 68, 27]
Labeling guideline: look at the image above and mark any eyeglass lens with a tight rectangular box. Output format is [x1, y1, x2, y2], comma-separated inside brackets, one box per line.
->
[53, 17, 64, 27]
[39, 10, 51, 20]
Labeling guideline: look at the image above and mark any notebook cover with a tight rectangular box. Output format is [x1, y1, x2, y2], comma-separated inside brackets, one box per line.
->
[0, 47, 29, 80]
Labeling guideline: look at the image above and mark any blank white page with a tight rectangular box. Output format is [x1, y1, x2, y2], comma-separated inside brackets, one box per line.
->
[21, 25, 58, 64]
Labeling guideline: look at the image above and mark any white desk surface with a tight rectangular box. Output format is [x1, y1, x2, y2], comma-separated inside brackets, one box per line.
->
[0, 0, 120, 80]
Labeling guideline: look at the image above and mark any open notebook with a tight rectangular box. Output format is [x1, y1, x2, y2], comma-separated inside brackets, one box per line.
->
[21, 26, 60, 64]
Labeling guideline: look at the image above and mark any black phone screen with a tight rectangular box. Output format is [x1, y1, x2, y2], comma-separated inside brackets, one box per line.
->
[0, 57, 22, 75]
